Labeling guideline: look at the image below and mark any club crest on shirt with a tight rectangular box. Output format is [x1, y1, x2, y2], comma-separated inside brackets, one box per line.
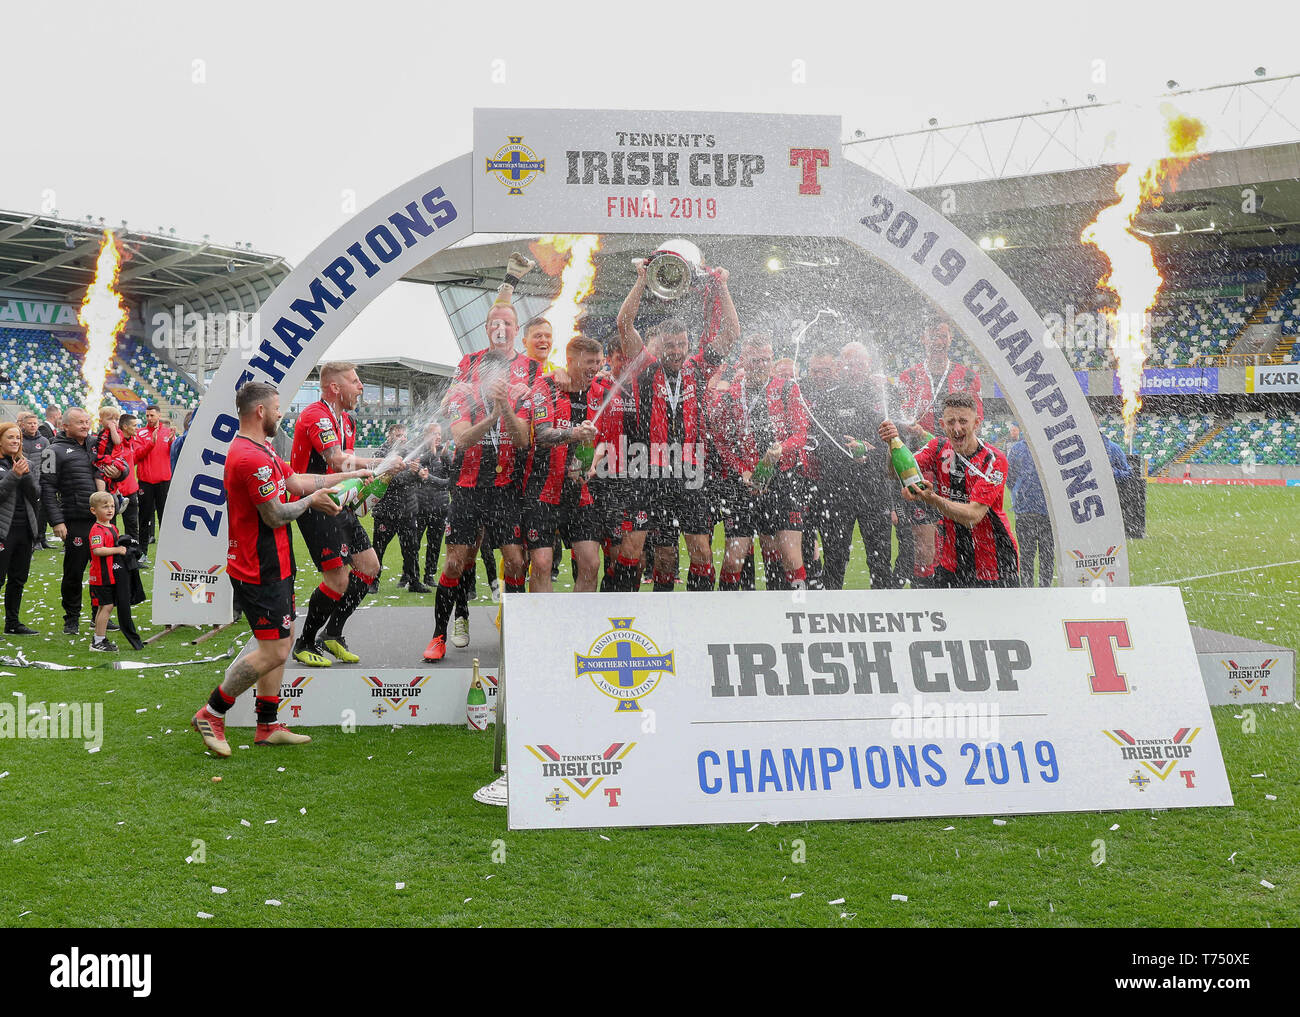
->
[255, 465, 272, 482]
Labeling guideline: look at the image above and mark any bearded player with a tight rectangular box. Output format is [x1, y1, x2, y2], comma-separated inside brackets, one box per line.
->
[612, 258, 738, 592]
[291, 361, 384, 667]
[192, 382, 371, 756]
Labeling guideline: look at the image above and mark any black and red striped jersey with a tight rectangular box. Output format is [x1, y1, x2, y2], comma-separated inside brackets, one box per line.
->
[898, 360, 983, 434]
[446, 351, 524, 489]
[522, 376, 597, 506]
[88, 522, 119, 585]
[914, 436, 1018, 582]
[225, 435, 295, 583]
[290, 399, 355, 476]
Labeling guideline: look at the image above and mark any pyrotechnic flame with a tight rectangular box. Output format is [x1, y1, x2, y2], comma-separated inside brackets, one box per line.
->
[78, 230, 129, 414]
[1081, 104, 1205, 445]
[530, 234, 602, 369]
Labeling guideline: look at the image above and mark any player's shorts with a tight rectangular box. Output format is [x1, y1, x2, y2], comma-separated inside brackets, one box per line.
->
[521, 483, 601, 551]
[298, 508, 371, 571]
[651, 480, 713, 543]
[231, 575, 297, 640]
[933, 566, 1019, 590]
[88, 583, 116, 610]
[723, 471, 806, 538]
[613, 478, 655, 536]
[446, 484, 522, 548]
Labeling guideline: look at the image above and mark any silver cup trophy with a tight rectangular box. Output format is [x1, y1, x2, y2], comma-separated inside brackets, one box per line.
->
[643, 238, 705, 301]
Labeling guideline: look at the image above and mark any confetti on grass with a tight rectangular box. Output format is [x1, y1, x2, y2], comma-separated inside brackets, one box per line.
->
[197, 912, 213, 920]
[1261, 880, 1275, 890]
[891, 894, 908, 902]
[789, 892, 803, 899]
[828, 897, 845, 905]
[992, 819, 1007, 826]
[211, 887, 227, 894]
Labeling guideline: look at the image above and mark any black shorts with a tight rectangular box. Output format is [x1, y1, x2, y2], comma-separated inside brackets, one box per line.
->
[298, 508, 370, 572]
[723, 472, 806, 538]
[446, 485, 522, 549]
[522, 484, 601, 550]
[231, 576, 297, 640]
[88, 583, 116, 610]
[651, 481, 713, 542]
[933, 566, 1019, 589]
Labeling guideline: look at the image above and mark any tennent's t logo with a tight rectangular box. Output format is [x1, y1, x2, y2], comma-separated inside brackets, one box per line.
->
[789, 148, 829, 195]
[1064, 620, 1132, 694]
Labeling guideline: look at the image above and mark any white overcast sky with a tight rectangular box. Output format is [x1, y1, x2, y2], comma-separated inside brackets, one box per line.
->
[4, 0, 1293, 366]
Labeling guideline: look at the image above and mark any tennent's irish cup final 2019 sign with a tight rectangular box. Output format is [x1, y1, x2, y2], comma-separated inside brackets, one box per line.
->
[156, 107, 1128, 624]
[505, 588, 1232, 829]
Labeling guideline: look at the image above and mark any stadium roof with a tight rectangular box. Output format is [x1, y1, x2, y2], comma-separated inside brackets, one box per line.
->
[0, 210, 290, 314]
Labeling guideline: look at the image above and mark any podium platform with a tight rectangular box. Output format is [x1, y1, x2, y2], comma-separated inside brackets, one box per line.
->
[226, 605, 501, 727]
[1191, 626, 1294, 706]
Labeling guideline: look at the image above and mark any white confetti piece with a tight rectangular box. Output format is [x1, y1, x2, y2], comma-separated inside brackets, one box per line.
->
[1265, 794, 1277, 801]
[1261, 880, 1275, 890]
[211, 886, 227, 894]
[395, 882, 406, 890]
[264, 899, 282, 907]
[12, 836, 26, 844]
[367, 756, 373, 760]
[1109, 824, 1119, 831]
[989, 900, 999, 908]
[299, 808, 307, 815]
[276, 767, 285, 773]
[87, 746, 100, 754]
[890, 894, 908, 902]
[17, 911, 31, 918]
[240, 820, 251, 827]
[265, 819, 277, 824]
[135, 708, 147, 713]
[238, 745, 249, 750]
[463, 897, 472, 904]
[942, 826, 954, 831]
[828, 897, 845, 905]
[196, 912, 214, 920]
[1228, 852, 1237, 862]
[746, 823, 759, 832]
[185, 857, 193, 864]
[1252, 773, 1266, 778]
[992, 819, 1007, 826]
[840, 912, 857, 919]
[484, 874, 494, 880]
[598, 835, 610, 841]
[115, 821, 125, 826]
[789, 892, 803, 899]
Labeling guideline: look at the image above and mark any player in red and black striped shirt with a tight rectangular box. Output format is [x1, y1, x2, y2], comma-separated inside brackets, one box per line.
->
[191, 382, 370, 758]
[519, 334, 605, 592]
[879, 391, 1019, 588]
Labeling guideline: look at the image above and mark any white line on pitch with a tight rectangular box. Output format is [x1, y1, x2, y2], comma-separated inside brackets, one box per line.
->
[1148, 559, 1300, 587]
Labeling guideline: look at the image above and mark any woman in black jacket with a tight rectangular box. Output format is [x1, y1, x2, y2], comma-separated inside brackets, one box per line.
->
[0, 422, 41, 635]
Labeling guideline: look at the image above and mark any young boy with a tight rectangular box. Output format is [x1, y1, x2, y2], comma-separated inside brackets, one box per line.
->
[87, 491, 144, 651]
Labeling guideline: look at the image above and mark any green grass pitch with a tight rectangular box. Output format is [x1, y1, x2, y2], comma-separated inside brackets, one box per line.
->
[0, 486, 1296, 927]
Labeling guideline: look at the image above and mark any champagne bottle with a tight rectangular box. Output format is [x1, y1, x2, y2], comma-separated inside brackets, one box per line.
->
[328, 473, 389, 509]
[467, 658, 490, 732]
[889, 438, 927, 490]
[848, 439, 870, 460]
[751, 459, 775, 493]
[573, 441, 595, 473]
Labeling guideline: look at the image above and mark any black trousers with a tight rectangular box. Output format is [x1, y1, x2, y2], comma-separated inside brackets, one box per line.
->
[60, 518, 92, 625]
[107, 572, 141, 643]
[822, 488, 894, 590]
[0, 524, 34, 626]
[120, 492, 140, 543]
[419, 505, 448, 581]
[139, 480, 169, 546]
[373, 513, 420, 581]
[1015, 512, 1055, 587]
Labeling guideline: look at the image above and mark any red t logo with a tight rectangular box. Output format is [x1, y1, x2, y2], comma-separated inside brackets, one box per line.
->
[789, 148, 830, 195]
[1064, 620, 1132, 694]
[290, 704, 302, 718]
[1180, 770, 1196, 788]
[409, 704, 420, 717]
[604, 787, 622, 807]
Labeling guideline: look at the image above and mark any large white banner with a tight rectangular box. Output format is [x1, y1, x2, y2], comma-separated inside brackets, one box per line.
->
[505, 589, 1232, 829]
[1247, 365, 1300, 393]
[473, 108, 842, 235]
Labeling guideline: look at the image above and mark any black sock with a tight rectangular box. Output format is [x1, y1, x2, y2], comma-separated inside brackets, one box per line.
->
[324, 571, 372, 640]
[300, 584, 340, 645]
[613, 556, 640, 592]
[434, 573, 458, 637]
[255, 695, 280, 725]
[207, 685, 236, 716]
[686, 564, 714, 592]
[741, 552, 756, 591]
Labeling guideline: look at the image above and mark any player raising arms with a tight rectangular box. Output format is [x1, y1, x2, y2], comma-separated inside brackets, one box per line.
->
[612, 257, 738, 592]
[290, 361, 385, 668]
[424, 324, 532, 662]
[191, 382, 370, 757]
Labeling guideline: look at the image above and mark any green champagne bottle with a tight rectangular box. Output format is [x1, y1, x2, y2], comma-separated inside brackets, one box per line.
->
[573, 441, 595, 472]
[467, 658, 490, 732]
[751, 459, 775, 492]
[328, 473, 389, 508]
[848, 439, 870, 460]
[889, 438, 927, 490]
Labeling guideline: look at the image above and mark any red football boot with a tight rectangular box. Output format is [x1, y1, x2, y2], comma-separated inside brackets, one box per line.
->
[422, 634, 447, 662]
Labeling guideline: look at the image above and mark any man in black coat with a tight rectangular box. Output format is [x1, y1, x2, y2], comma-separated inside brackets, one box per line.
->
[18, 412, 51, 549]
[38, 405, 61, 442]
[40, 408, 103, 634]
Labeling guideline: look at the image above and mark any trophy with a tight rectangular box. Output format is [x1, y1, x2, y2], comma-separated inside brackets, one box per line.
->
[643, 238, 705, 301]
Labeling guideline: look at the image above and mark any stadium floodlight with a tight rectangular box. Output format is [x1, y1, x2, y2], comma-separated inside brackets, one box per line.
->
[927, 117, 938, 126]
[1167, 80, 1179, 90]
[993, 236, 1007, 249]
[766, 256, 782, 271]
[1255, 66, 1266, 77]
[979, 236, 993, 250]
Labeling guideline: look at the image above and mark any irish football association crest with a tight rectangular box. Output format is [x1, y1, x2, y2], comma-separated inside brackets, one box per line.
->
[575, 618, 674, 712]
